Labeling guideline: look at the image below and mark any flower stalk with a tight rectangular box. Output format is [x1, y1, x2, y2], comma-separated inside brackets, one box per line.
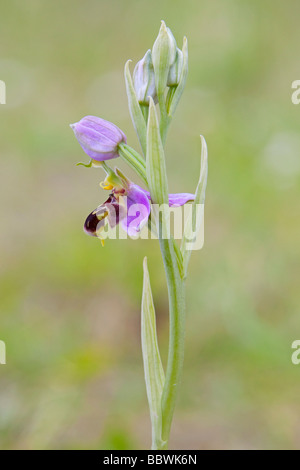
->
[117, 142, 148, 187]
[145, 98, 186, 450]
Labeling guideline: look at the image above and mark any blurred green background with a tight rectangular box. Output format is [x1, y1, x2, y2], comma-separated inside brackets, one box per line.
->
[0, 0, 300, 450]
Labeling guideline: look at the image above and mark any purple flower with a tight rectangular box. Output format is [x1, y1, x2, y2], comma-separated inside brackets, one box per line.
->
[84, 179, 194, 239]
[70, 115, 127, 161]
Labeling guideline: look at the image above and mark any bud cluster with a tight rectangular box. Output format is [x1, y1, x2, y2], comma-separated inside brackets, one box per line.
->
[132, 21, 187, 116]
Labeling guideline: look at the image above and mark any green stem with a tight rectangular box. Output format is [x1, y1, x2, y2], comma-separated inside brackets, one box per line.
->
[151, 92, 185, 450]
[118, 143, 148, 187]
[158, 238, 185, 449]
[100, 161, 117, 178]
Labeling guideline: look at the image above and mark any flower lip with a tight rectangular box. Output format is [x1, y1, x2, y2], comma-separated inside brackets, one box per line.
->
[71, 115, 127, 161]
[120, 184, 151, 237]
[84, 193, 125, 237]
[84, 209, 106, 236]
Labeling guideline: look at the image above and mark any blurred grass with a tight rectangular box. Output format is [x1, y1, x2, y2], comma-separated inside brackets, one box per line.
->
[0, 0, 300, 450]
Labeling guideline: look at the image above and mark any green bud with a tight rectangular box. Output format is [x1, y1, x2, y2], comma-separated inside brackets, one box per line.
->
[152, 21, 177, 96]
[133, 50, 157, 105]
[167, 48, 183, 87]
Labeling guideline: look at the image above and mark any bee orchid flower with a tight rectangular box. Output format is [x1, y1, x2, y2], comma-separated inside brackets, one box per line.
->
[84, 173, 194, 239]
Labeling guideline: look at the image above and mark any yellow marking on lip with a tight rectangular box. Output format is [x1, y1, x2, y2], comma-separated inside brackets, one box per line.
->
[100, 181, 114, 190]
[96, 210, 109, 222]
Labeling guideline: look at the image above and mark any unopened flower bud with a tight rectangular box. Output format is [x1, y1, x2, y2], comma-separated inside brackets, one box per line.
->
[70, 116, 127, 161]
[152, 21, 177, 95]
[167, 48, 183, 87]
[133, 50, 157, 105]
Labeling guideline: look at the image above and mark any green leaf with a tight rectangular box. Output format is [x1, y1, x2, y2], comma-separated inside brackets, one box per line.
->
[141, 257, 166, 450]
[124, 60, 147, 156]
[146, 98, 170, 238]
[168, 37, 188, 117]
[181, 135, 208, 276]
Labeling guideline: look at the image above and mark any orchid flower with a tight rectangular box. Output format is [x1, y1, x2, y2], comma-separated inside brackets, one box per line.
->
[84, 171, 195, 238]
